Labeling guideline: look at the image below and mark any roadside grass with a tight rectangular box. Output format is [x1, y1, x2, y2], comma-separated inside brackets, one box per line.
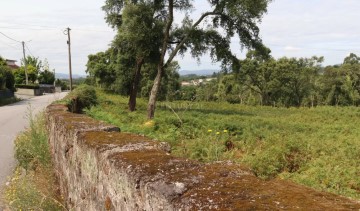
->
[4, 110, 65, 210]
[86, 89, 360, 200]
[0, 97, 20, 106]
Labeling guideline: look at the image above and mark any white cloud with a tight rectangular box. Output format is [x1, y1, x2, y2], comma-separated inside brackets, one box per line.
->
[284, 46, 301, 52]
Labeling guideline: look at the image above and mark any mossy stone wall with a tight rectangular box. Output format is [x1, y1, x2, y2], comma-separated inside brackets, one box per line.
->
[46, 104, 360, 210]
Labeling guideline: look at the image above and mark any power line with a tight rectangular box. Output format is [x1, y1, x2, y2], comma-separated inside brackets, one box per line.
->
[73, 28, 114, 33]
[0, 23, 114, 33]
[25, 43, 34, 57]
[0, 39, 18, 49]
[0, 22, 58, 29]
[0, 31, 21, 43]
[0, 26, 60, 31]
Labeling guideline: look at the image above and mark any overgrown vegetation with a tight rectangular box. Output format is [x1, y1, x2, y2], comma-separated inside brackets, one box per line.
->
[0, 57, 15, 91]
[86, 90, 360, 200]
[5, 111, 65, 210]
[65, 84, 98, 113]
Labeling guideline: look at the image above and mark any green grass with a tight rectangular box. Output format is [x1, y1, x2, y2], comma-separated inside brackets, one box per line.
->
[5, 111, 65, 210]
[86, 90, 360, 200]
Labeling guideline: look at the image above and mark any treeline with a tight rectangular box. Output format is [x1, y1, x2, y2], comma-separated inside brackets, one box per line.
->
[87, 50, 360, 107]
[182, 53, 360, 107]
[85, 50, 181, 102]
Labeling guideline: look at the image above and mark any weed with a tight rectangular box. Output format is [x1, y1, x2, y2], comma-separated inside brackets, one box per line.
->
[5, 110, 65, 210]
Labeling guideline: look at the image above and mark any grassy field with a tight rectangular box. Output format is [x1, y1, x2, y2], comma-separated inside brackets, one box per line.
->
[86, 90, 360, 200]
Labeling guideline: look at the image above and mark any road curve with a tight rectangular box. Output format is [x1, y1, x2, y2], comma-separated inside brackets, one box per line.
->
[0, 93, 67, 198]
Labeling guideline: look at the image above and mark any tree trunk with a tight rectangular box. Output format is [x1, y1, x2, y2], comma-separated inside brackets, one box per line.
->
[128, 58, 144, 112]
[261, 91, 270, 106]
[147, 64, 163, 119]
[146, 0, 174, 119]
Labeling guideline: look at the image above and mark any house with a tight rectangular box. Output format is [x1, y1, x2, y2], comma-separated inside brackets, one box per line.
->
[181, 77, 217, 87]
[181, 81, 192, 86]
[6, 59, 19, 69]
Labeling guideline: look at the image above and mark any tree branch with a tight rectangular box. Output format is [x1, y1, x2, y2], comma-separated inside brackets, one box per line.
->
[168, 40, 181, 44]
[164, 10, 221, 67]
[159, 0, 174, 67]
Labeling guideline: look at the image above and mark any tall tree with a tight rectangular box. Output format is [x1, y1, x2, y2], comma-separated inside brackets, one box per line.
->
[38, 70, 55, 84]
[147, 0, 271, 118]
[86, 50, 117, 89]
[21, 56, 42, 73]
[239, 50, 274, 105]
[103, 0, 271, 118]
[271, 57, 323, 107]
[0, 57, 13, 90]
[343, 53, 360, 65]
[111, 2, 162, 111]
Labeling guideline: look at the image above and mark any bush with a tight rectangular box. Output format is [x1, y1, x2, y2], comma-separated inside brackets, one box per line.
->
[5, 69, 15, 91]
[0, 74, 5, 90]
[38, 70, 55, 84]
[15, 84, 40, 89]
[55, 79, 69, 90]
[66, 84, 98, 113]
[0, 66, 15, 90]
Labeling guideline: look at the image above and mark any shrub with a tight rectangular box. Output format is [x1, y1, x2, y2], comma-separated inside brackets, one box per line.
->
[0, 73, 5, 90]
[4, 69, 15, 91]
[55, 79, 69, 90]
[66, 84, 98, 113]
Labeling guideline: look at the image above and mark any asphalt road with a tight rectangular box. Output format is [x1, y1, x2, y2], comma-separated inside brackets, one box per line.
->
[0, 93, 67, 200]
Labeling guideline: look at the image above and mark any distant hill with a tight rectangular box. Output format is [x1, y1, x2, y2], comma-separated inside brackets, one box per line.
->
[55, 73, 86, 79]
[179, 69, 220, 76]
[56, 70, 219, 78]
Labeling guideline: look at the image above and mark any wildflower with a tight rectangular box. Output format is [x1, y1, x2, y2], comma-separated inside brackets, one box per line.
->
[216, 132, 220, 135]
[223, 130, 228, 133]
[208, 129, 212, 132]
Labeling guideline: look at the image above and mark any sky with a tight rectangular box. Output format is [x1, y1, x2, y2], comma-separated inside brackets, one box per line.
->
[0, 0, 360, 76]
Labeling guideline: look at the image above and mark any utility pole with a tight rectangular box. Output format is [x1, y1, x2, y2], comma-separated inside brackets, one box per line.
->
[53, 69, 56, 87]
[21, 41, 28, 85]
[64, 27, 73, 91]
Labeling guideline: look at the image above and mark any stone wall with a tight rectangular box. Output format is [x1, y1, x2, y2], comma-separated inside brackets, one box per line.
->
[46, 103, 360, 210]
[16, 88, 41, 96]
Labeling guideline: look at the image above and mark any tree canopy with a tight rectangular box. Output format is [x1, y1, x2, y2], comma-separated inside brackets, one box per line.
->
[0, 57, 15, 91]
[102, 0, 272, 118]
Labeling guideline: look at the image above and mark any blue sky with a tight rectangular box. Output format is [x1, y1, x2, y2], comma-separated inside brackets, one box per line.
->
[0, 0, 359, 75]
